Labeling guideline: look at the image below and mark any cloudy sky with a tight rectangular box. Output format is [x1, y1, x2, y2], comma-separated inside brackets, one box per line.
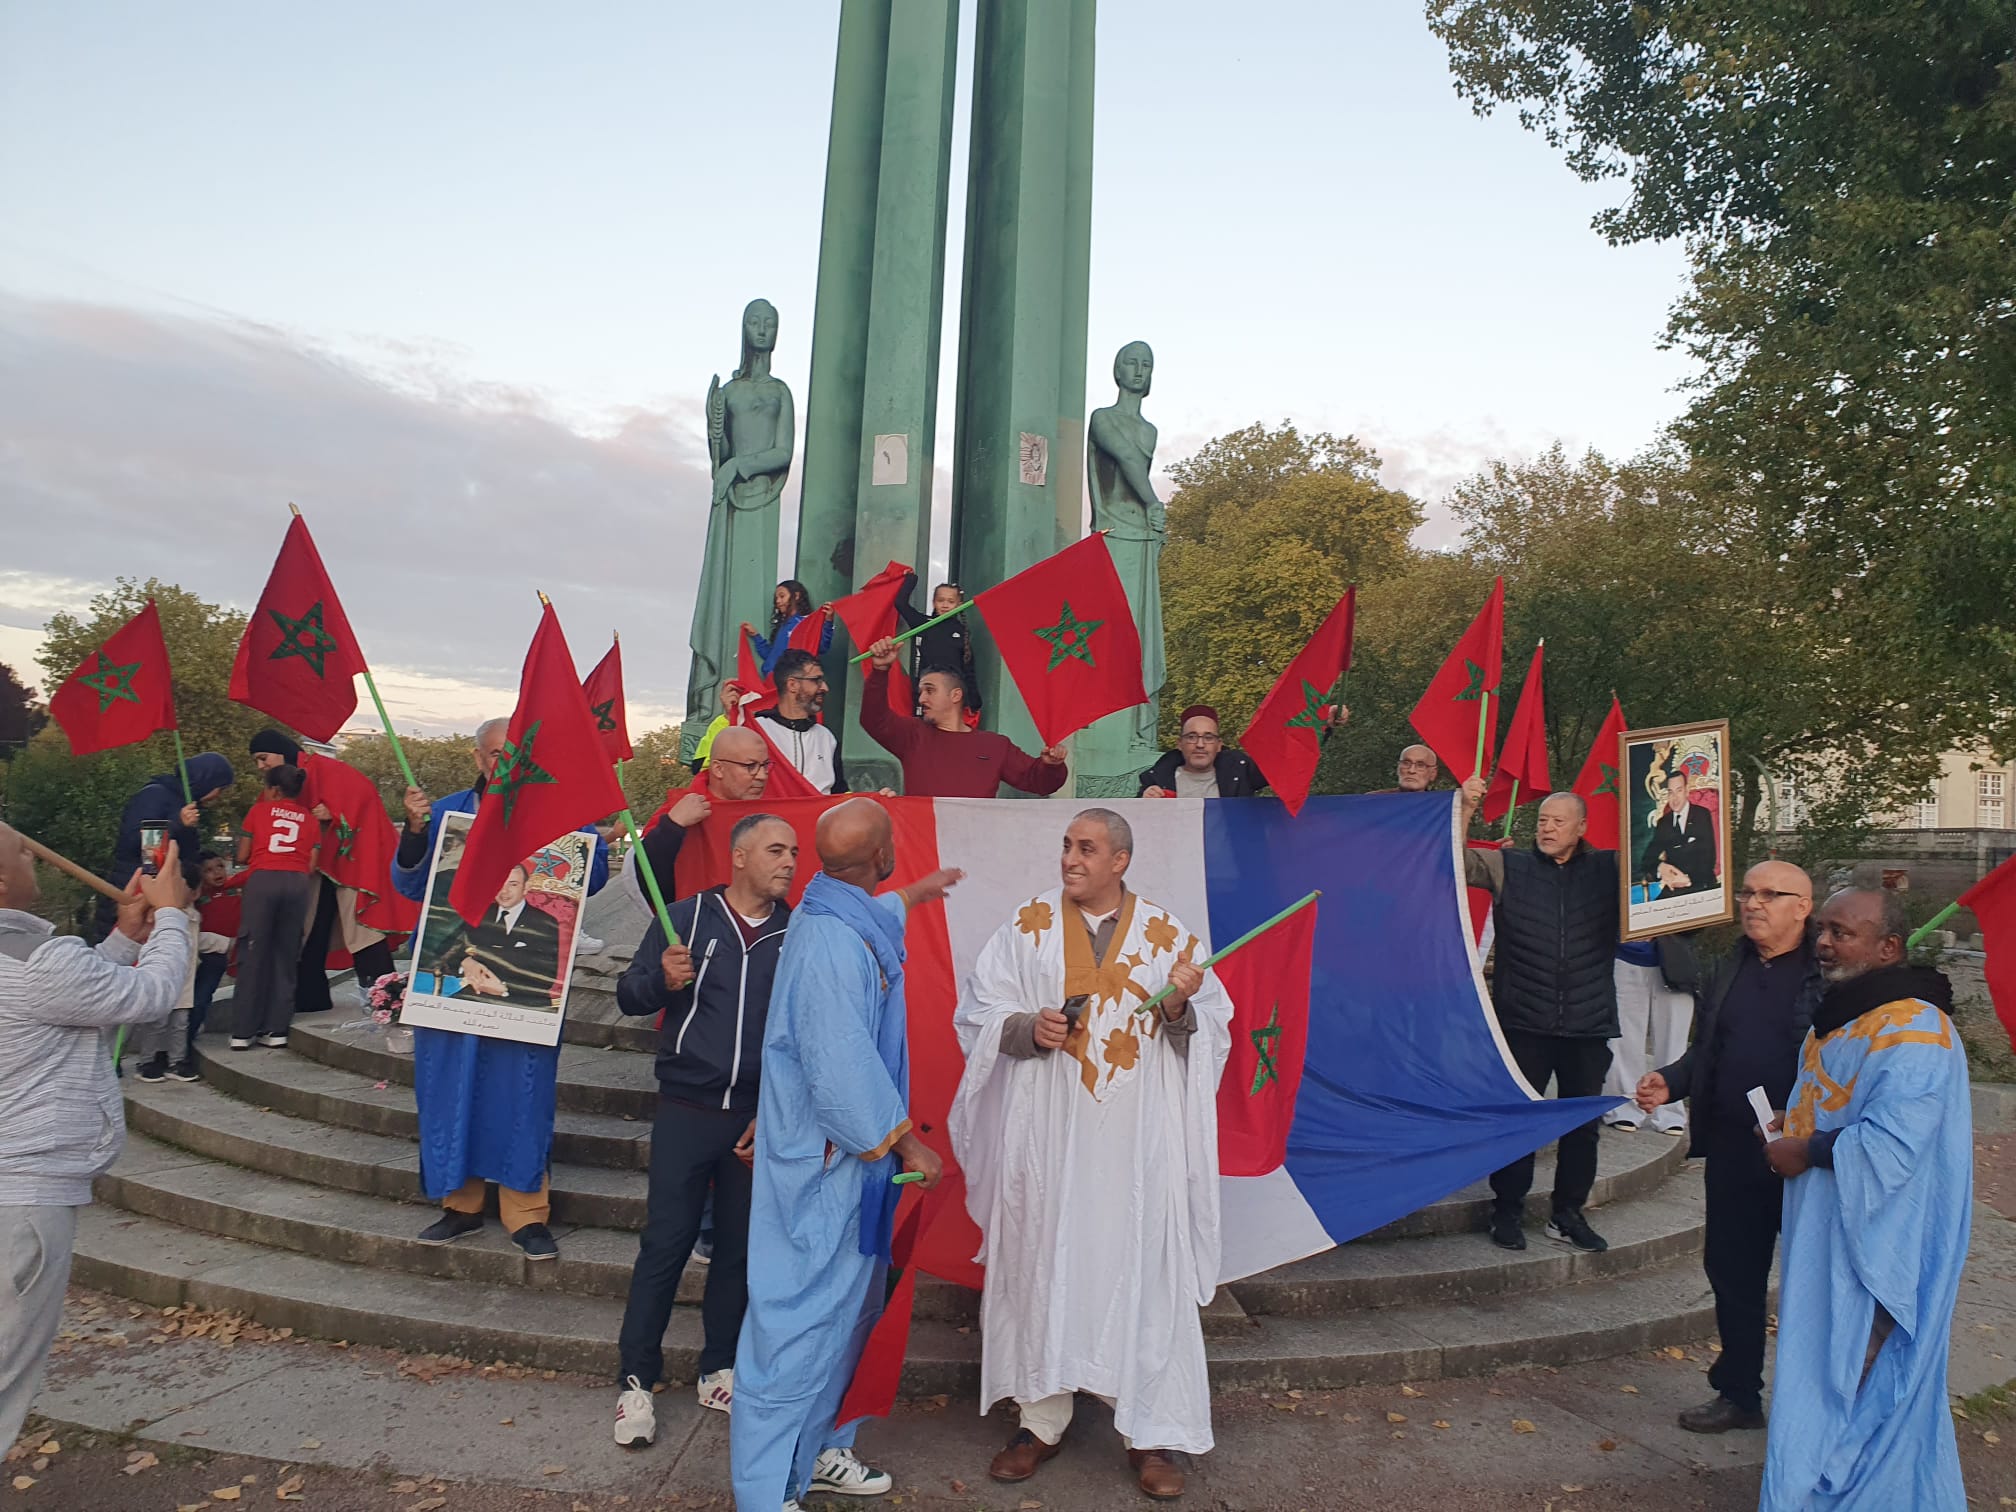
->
[0, 2, 1690, 734]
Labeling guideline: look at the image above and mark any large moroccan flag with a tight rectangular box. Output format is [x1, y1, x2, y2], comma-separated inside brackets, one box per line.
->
[582, 637, 632, 764]
[303, 753, 417, 933]
[1961, 855, 2016, 1054]
[969, 533, 1147, 749]
[449, 603, 627, 926]
[230, 513, 368, 742]
[1215, 897, 1319, 1177]
[1239, 589, 1354, 817]
[1482, 640, 1551, 824]
[48, 600, 178, 755]
[828, 561, 912, 652]
[1570, 695, 1629, 851]
[1409, 576, 1504, 783]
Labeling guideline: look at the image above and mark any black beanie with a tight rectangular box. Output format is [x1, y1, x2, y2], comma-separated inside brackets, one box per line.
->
[249, 729, 302, 763]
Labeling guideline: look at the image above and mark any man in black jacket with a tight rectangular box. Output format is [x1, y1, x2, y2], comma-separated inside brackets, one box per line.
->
[1461, 782, 1621, 1254]
[611, 813, 797, 1449]
[1636, 859, 1819, 1434]
[1138, 704, 1342, 798]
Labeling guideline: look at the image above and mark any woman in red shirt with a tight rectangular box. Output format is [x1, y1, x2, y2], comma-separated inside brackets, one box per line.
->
[230, 764, 321, 1050]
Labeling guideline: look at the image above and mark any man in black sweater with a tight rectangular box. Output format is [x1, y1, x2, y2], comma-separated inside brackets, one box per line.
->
[1636, 859, 1820, 1434]
[1461, 781, 1621, 1255]
[611, 813, 797, 1450]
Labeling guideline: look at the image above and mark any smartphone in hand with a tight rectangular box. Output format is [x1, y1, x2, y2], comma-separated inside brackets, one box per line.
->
[139, 821, 168, 878]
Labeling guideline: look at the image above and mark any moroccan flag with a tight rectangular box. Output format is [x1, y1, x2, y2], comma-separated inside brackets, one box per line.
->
[582, 637, 632, 764]
[303, 753, 418, 934]
[1961, 855, 2016, 1054]
[230, 514, 368, 742]
[448, 603, 627, 927]
[835, 1190, 930, 1425]
[1409, 576, 1504, 783]
[1239, 589, 1355, 818]
[48, 600, 178, 755]
[1216, 898, 1319, 1177]
[1482, 641, 1551, 824]
[969, 533, 1147, 749]
[1571, 695, 1630, 850]
[829, 561, 913, 651]
[731, 626, 778, 721]
[787, 610, 829, 657]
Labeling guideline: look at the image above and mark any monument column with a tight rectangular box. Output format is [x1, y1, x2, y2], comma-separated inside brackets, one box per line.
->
[796, 0, 961, 793]
[948, 0, 1096, 771]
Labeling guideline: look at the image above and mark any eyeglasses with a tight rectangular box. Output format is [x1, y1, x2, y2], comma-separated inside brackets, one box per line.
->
[1737, 888, 1806, 904]
[715, 758, 773, 775]
[787, 674, 827, 688]
[1179, 733, 1222, 745]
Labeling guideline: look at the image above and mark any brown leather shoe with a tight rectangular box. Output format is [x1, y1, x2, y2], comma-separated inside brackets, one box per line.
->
[988, 1428, 1061, 1483]
[1129, 1448, 1185, 1499]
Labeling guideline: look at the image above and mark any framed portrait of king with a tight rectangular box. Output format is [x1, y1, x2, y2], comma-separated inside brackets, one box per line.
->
[1618, 718, 1736, 941]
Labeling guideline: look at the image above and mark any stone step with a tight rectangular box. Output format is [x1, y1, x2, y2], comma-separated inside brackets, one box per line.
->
[556, 986, 658, 1054]
[71, 1202, 1717, 1391]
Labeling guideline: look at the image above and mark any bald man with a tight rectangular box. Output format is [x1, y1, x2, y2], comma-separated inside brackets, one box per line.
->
[731, 799, 961, 1509]
[1637, 860, 1820, 1434]
[633, 725, 776, 905]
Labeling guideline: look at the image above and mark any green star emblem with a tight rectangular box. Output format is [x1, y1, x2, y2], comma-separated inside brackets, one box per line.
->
[1248, 1003, 1283, 1096]
[78, 650, 142, 713]
[268, 602, 340, 679]
[1285, 679, 1330, 731]
[333, 814, 357, 861]
[488, 721, 557, 825]
[1593, 762, 1619, 798]
[590, 696, 619, 734]
[1033, 602, 1104, 672]
[1453, 658, 1498, 703]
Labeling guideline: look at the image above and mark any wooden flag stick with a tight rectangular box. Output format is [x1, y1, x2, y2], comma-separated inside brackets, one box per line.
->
[19, 833, 133, 904]
[1134, 890, 1320, 1017]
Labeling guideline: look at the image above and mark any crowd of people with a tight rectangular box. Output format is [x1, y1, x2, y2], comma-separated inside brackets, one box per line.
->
[0, 576, 1981, 1509]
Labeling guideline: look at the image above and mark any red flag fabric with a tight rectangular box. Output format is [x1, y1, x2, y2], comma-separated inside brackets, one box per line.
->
[1215, 900, 1319, 1176]
[835, 1190, 929, 1424]
[230, 514, 368, 742]
[582, 638, 633, 764]
[1409, 576, 1505, 783]
[448, 604, 627, 926]
[1482, 641, 1551, 824]
[1238, 590, 1355, 818]
[787, 610, 829, 657]
[1570, 696, 1630, 851]
[731, 626, 778, 721]
[970, 534, 1148, 748]
[829, 561, 913, 652]
[1961, 856, 2016, 1054]
[48, 600, 178, 755]
[303, 753, 418, 935]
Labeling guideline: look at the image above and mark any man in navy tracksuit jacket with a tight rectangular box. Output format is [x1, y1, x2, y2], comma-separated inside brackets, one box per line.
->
[613, 813, 797, 1427]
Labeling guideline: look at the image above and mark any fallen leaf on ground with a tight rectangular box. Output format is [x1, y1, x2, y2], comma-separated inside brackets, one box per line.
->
[1562, 1487, 1586, 1494]
[499, 1418, 513, 1426]
[1597, 1439, 1618, 1452]
[949, 1485, 967, 1496]
[1432, 1420, 1451, 1430]
[210, 1490, 242, 1503]
[1512, 1419, 1537, 1434]
[27, 1461, 42, 1474]
[240, 1474, 257, 1484]
[34, 1443, 56, 1456]
[10, 1476, 34, 1492]
[1619, 1384, 1639, 1394]
[120, 1451, 159, 1475]
[1985, 1429, 2003, 1446]
[1663, 1346, 1687, 1360]
[1399, 1385, 1423, 1397]
[540, 1464, 567, 1476]
[413, 1501, 448, 1512]
[299, 1440, 321, 1451]
[392, 1481, 419, 1493]
[1386, 1412, 1407, 1424]
[1286, 1388, 1304, 1400]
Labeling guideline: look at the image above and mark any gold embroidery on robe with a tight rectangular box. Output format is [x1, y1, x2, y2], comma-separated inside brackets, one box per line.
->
[1785, 1031, 1857, 1138]
[1142, 912, 1179, 956]
[1849, 997, 1954, 1054]
[1017, 898, 1053, 946]
[1059, 894, 1154, 1100]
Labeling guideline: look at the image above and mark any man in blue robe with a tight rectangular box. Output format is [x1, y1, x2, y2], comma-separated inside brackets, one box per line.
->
[390, 717, 609, 1261]
[730, 797, 960, 1511]
[1761, 886, 1972, 1511]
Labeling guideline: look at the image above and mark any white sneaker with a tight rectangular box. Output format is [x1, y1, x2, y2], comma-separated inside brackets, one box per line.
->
[697, 1366, 733, 1414]
[810, 1445, 893, 1496]
[613, 1375, 656, 1447]
[257, 1033, 289, 1048]
[782, 1502, 805, 1511]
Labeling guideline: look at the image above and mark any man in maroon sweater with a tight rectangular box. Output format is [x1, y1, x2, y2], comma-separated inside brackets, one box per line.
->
[862, 640, 1070, 799]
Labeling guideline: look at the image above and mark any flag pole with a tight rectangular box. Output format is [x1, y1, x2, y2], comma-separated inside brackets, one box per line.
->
[1135, 890, 1320, 1017]
[1907, 902, 1960, 950]
[1498, 777, 1520, 840]
[848, 600, 974, 665]
[1472, 690, 1491, 786]
[619, 807, 681, 947]
[170, 729, 194, 806]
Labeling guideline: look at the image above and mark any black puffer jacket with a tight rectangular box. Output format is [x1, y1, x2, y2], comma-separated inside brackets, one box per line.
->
[1136, 748, 1269, 797]
[1488, 842, 1621, 1039]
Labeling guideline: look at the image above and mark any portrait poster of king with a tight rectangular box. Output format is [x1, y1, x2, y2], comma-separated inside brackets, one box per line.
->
[401, 810, 593, 1046]
[1618, 718, 1736, 941]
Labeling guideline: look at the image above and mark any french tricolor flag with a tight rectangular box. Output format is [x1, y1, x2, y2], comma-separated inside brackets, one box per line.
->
[670, 791, 1615, 1287]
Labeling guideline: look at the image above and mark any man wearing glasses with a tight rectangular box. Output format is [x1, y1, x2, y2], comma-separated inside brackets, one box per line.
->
[1138, 704, 1344, 798]
[633, 726, 780, 909]
[753, 649, 849, 796]
[1635, 860, 1820, 1435]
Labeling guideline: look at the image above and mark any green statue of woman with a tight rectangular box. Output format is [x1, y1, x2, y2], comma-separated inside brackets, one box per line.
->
[1087, 340, 1165, 751]
[681, 299, 794, 757]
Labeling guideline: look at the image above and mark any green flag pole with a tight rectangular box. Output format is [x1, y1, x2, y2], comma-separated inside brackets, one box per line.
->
[1907, 901, 1960, 950]
[848, 599, 975, 666]
[619, 806, 681, 946]
[1134, 890, 1321, 1017]
[1471, 690, 1492, 788]
[170, 729, 194, 806]
[1498, 777, 1520, 840]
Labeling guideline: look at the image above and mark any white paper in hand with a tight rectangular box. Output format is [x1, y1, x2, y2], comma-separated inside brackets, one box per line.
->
[1747, 1086, 1781, 1142]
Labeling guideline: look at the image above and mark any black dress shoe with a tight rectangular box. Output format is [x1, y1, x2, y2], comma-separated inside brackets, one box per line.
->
[510, 1222, 559, 1260]
[1679, 1395, 1766, 1433]
[1489, 1212, 1527, 1250]
[416, 1210, 485, 1245]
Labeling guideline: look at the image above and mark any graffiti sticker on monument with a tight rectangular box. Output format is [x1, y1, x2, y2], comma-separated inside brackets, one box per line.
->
[400, 811, 592, 1046]
[1618, 718, 1736, 941]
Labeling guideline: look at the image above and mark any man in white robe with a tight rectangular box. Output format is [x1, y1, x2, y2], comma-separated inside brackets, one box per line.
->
[951, 807, 1232, 1501]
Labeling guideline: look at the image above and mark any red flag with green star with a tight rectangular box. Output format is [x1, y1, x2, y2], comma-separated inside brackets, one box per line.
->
[48, 600, 179, 755]
[1408, 576, 1504, 783]
[969, 533, 1147, 749]
[1237, 588, 1354, 817]
[230, 514, 368, 742]
[581, 636, 632, 764]
[449, 602, 627, 926]
[302, 752, 417, 934]
[1214, 897, 1318, 1177]
[1571, 694, 1629, 851]
[1481, 640, 1551, 825]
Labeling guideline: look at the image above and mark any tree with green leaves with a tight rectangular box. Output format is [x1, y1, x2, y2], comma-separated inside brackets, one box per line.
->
[0, 662, 44, 758]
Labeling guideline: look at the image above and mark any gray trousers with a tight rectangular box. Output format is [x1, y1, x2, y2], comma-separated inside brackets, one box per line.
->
[0, 1204, 78, 1451]
[130, 1005, 189, 1064]
[233, 870, 317, 1039]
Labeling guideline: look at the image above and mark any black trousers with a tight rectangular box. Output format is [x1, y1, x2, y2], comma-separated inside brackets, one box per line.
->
[1490, 1030, 1612, 1218]
[617, 1098, 753, 1387]
[351, 939, 397, 995]
[293, 874, 340, 1015]
[1702, 1130, 1782, 1411]
[233, 870, 318, 1039]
